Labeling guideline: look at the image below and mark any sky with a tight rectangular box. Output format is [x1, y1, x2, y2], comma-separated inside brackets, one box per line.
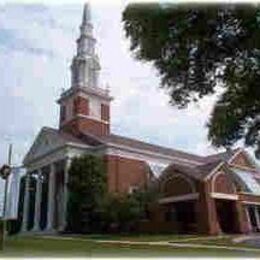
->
[0, 1, 236, 166]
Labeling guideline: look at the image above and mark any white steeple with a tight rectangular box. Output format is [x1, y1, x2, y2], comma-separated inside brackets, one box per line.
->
[71, 3, 101, 89]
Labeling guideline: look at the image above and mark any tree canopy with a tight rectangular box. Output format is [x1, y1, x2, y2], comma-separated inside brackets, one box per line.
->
[122, 3, 260, 158]
[66, 154, 107, 233]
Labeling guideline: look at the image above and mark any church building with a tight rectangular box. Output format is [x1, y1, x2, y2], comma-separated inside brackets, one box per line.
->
[21, 4, 260, 235]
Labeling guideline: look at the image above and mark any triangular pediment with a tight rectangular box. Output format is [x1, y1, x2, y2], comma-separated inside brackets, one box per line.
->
[23, 127, 68, 165]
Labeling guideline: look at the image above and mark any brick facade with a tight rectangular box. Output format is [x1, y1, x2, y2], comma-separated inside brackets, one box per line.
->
[61, 117, 110, 137]
[59, 90, 111, 137]
[73, 96, 89, 115]
[161, 175, 195, 197]
[104, 155, 149, 194]
[212, 171, 236, 194]
[231, 151, 255, 169]
[136, 151, 260, 235]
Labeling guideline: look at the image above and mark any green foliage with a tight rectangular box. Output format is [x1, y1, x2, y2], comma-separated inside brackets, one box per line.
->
[66, 154, 107, 233]
[122, 3, 260, 157]
[103, 187, 159, 233]
[67, 153, 159, 233]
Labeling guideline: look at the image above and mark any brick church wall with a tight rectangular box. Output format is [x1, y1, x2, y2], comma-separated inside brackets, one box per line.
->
[231, 151, 255, 170]
[62, 117, 110, 136]
[196, 181, 221, 235]
[74, 96, 89, 115]
[160, 173, 197, 197]
[212, 171, 236, 194]
[104, 155, 149, 194]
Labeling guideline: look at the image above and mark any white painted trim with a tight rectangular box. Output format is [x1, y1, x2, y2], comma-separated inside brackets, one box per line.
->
[239, 191, 260, 196]
[106, 147, 174, 166]
[230, 164, 259, 173]
[242, 201, 260, 206]
[230, 149, 260, 171]
[66, 142, 98, 149]
[228, 148, 244, 164]
[211, 170, 236, 194]
[204, 161, 225, 181]
[58, 86, 113, 103]
[210, 192, 238, 200]
[106, 144, 202, 166]
[158, 193, 199, 204]
[59, 114, 109, 127]
[76, 114, 109, 124]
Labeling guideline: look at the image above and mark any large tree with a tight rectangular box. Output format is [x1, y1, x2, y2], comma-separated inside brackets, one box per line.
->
[66, 154, 107, 233]
[122, 3, 260, 158]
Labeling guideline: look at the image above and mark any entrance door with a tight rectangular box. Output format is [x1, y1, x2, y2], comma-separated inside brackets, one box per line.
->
[174, 200, 197, 233]
[215, 199, 237, 233]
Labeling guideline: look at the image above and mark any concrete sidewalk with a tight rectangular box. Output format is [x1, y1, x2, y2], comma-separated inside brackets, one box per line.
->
[41, 235, 260, 253]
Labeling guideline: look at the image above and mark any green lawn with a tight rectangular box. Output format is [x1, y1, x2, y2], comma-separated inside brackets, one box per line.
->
[0, 235, 259, 257]
[74, 233, 199, 242]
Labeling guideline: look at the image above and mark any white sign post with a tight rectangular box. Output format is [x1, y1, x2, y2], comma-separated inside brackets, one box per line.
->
[0, 166, 22, 250]
[0, 168, 22, 220]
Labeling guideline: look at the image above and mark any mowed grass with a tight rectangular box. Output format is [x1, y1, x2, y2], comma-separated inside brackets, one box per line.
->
[0, 235, 259, 257]
[74, 233, 199, 241]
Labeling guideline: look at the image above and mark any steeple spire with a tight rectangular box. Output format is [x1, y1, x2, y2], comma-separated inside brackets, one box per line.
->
[82, 3, 91, 24]
[70, 2, 100, 89]
[58, 3, 112, 137]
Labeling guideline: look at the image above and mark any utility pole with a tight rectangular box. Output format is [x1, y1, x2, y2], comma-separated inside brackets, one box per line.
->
[0, 143, 13, 250]
[8, 144, 12, 166]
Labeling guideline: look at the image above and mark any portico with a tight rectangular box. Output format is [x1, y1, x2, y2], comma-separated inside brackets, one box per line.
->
[21, 158, 71, 233]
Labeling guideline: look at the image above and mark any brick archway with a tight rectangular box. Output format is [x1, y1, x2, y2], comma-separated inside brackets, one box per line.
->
[161, 173, 196, 197]
[211, 171, 237, 194]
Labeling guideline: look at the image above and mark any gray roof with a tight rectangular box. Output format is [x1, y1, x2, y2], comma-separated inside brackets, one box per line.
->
[33, 128, 241, 177]
[48, 128, 240, 164]
[162, 160, 223, 181]
[202, 148, 240, 164]
[99, 133, 204, 163]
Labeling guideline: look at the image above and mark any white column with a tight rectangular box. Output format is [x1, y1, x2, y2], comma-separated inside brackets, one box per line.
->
[59, 158, 71, 231]
[32, 169, 42, 232]
[21, 173, 30, 232]
[245, 206, 253, 232]
[254, 206, 260, 231]
[46, 163, 55, 231]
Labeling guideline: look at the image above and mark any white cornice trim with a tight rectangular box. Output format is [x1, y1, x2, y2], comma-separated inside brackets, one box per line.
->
[204, 161, 225, 181]
[23, 144, 66, 166]
[105, 143, 202, 166]
[24, 142, 104, 167]
[228, 148, 244, 164]
[76, 114, 109, 124]
[238, 192, 260, 196]
[229, 164, 260, 173]
[158, 193, 199, 204]
[60, 114, 109, 127]
[241, 201, 260, 206]
[210, 192, 238, 200]
[57, 86, 113, 103]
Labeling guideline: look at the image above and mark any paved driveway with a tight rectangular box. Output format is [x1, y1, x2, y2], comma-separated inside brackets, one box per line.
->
[234, 234, 260, 248]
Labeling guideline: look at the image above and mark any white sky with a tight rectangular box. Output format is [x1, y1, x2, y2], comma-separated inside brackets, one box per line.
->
[0, 1, 237, 166]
